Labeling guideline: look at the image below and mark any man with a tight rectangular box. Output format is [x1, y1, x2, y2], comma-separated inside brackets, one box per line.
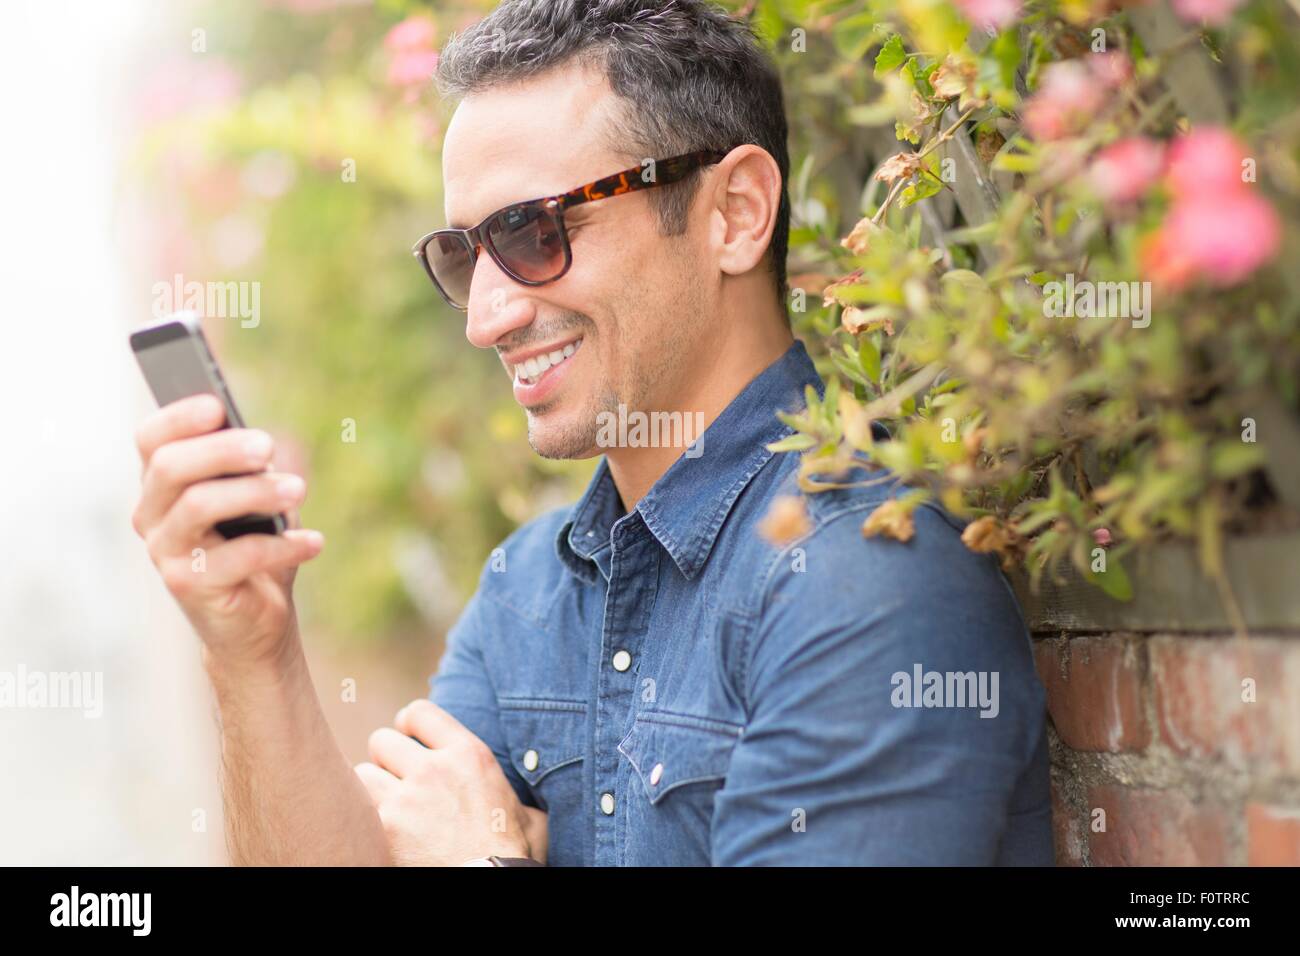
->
[132, 0, 1052, 866]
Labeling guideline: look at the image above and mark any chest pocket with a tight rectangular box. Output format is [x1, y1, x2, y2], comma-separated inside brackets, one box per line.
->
[497, 699, 586, 812]
[616, 713, 743, 864]
[618, 713, 742, 805]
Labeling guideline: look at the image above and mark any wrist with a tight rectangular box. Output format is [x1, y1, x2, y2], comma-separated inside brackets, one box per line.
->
[202, 627, 305, 693]
[461, 836, 534, 866]
[462, 855, 543, 867]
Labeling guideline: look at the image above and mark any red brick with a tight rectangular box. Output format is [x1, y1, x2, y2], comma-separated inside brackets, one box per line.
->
[1034, 636, 1150, 753]
[1051, 782, 1085, 866]
[1087, 785, 1231, 866]
[1150, 637, 1300, 775]
[1246, 803, 1300, 866]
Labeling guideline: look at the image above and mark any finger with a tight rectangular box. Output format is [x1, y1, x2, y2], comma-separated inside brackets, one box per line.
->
[367, 726, 429, 780]
[174, 528, 325, 589]
[354, 761, 400, 806]
[135, 394, 228, 470]
[135, 428, 275, 534]
[395, 699, 475, 750]
[150, 471, 305, 557]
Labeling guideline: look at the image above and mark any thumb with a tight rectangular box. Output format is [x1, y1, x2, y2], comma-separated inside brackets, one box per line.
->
[521, 807, 549, 864]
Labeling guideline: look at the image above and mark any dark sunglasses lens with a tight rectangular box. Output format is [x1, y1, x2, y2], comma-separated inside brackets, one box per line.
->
[484, 204, 566, 283]
[424, 234, 475, 307]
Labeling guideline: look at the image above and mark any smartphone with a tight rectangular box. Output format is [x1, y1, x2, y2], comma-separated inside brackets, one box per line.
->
[129, 312, 287, 539]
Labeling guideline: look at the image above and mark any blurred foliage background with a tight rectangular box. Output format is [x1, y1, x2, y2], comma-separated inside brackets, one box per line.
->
[126, 0, 593, 651]
[124, 0, 1300, 649]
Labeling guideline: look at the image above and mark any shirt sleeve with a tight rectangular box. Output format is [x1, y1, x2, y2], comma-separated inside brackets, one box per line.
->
[710, 503, 1048, 865]
[427, 588, 535, 809]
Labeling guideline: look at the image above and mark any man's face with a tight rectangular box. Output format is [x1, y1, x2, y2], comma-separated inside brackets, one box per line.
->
[441, 62, 712, 459]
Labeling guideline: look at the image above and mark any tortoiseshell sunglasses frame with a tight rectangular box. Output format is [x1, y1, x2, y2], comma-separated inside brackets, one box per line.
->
[412, 148, 730, 310]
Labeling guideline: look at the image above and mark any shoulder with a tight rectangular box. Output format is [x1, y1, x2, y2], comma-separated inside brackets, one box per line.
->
[718, 455, 1008, 612]
[727, 462, 1043, 746]
[721, 457, 1031, 673]
[765, 478, 1011, 616]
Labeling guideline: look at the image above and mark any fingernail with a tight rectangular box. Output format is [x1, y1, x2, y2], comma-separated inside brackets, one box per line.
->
[277, 475, 304, 500]
[302, 529, 324, 549]
[197, 395, 226, 424]
[245, 431, 273, 458]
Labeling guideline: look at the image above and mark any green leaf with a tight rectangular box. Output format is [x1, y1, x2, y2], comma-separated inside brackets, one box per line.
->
[895, 120, 922, 145]
[859, 335, 881, 384]
[1210, 442, 1266, 479]
[766, 432, 818, 453]
[989, 29, 1021, 91]
[943, 222, 998, 245]
[992, 151, 1039, 173]
[847, 101, 899, 126]
[832, 349, 871, 387]
[899, 175, 943, 207]
[1087, 555, 1133, 601]
[874, 35, 906, 77]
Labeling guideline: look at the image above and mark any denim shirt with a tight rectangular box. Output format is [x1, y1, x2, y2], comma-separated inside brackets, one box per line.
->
[429, 339, 1053, 866]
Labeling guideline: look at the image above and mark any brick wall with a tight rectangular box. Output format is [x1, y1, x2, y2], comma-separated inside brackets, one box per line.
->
[1034, 632, 1300, 866]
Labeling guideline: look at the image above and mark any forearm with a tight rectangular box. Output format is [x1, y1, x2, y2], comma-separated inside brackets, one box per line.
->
[203, 631, 391, 866]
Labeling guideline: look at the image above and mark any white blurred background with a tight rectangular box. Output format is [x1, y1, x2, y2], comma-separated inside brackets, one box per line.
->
[0, 0, 228, 864]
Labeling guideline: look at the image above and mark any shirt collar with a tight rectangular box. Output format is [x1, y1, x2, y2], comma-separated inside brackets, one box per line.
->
[556, 339, 823, 583]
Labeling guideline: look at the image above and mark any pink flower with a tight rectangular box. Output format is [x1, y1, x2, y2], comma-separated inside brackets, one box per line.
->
[384, 16, 439, 89]
[1023, 60, 1104, 141]
[1089, 137, 1165, 205]
[953, 0, 1024, 30]
[1087, 51, 1132, 89]
[1166, 127, 1251, 199]
[387, 49, 440, 88]
[1092, 528, 1113, 548]
[384, 15, 437, 53]
[1162, 191, 1281, 287]
[1171, 0, 1248, 25]
[1140, 226, 1198, 291]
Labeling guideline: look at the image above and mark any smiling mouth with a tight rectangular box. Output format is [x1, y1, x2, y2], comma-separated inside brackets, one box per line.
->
[513, 337, 583, 387]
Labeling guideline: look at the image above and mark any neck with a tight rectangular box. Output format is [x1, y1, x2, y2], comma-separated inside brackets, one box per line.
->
[606, 305, 793, 511]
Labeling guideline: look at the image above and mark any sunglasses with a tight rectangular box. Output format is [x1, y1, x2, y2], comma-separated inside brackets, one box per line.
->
[412, 149, 729, 311]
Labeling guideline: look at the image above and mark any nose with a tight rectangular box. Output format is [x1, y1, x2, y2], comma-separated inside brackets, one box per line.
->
[463, 248, 536, 349]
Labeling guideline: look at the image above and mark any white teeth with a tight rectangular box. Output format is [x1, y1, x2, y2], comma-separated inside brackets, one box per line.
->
[514, 337, 582, 387]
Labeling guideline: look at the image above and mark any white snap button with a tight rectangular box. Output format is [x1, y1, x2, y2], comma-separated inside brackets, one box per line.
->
[650, 763, 664, 786]
[522, 749, 539, 771]
[600, 792, 615, 815]
[612, 649, 632, 672]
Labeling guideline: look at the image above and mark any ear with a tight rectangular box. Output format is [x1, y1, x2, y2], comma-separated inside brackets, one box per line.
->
[708, 145, 782, 279]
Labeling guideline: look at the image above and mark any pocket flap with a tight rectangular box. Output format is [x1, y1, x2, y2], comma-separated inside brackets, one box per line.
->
[497, 700, 586, 786]
[617, 714, 742, 804]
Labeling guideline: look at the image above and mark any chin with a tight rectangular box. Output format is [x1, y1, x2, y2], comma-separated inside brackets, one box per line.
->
[525, 407, 600, 461]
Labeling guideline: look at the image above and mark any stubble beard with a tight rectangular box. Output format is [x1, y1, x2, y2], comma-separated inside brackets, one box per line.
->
[525, 381, 619, 460]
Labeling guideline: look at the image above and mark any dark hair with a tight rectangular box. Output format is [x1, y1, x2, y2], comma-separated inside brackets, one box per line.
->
[436, 0, 791, 310]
